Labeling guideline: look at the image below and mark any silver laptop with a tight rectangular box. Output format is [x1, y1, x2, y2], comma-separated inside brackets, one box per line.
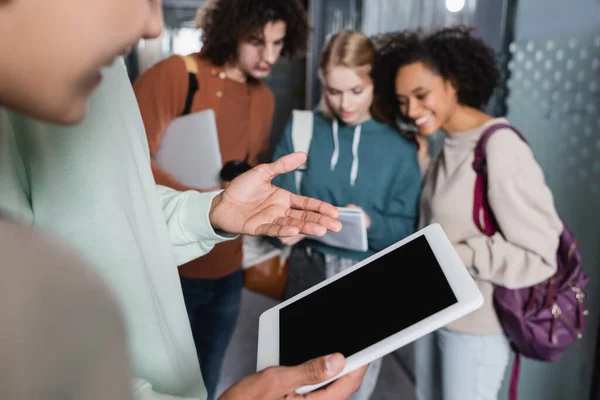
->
[155, 109, 223, 190]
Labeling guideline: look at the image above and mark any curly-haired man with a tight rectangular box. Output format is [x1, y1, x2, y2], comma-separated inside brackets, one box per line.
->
[133, 1, 309, 398]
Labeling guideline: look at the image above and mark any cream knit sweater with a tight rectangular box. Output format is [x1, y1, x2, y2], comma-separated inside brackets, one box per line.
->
[420, 118, 563, 334]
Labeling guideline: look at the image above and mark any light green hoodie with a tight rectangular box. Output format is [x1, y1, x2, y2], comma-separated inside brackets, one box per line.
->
[0, 60, 234, 399]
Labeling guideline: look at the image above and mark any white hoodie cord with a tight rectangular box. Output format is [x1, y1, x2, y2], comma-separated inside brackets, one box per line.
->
[350, 124, 361, 186]
[331, 119, 340, 171]
[331, 119, 361, 186]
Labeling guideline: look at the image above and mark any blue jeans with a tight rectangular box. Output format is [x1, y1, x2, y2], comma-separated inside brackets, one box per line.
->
[416, 329, 510, 400]
[180, 270, 243, 400]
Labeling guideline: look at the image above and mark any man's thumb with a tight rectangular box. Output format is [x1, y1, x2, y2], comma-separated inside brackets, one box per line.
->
[287, 353, 346, 390]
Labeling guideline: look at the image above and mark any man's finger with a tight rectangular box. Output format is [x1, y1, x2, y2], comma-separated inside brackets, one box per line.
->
[281, 211, 341, 234]
[254, 223, 300, 237]
[269, 217, 325, 235]
[261, 153, 308, 180]
[304, 365, 368, 400]
[280, 234, 305, 246]
[256, 217, 334, 238]
[288, 194, 340, 221]
[273, 353, 346, 396]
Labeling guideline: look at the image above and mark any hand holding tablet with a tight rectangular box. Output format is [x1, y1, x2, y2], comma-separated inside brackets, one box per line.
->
[257, 223, 483, 394]
[219, 353, 368, 399]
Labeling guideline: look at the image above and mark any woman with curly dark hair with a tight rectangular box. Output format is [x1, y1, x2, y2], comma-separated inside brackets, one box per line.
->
[373, 26, 563, 399]
[133, 2, 310, 399]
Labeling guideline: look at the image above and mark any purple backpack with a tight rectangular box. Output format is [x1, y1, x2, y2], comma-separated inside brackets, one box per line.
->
[472, 123, 589, 400]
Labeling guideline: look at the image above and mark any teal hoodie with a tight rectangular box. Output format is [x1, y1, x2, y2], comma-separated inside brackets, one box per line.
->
[272, 111, 421, 261]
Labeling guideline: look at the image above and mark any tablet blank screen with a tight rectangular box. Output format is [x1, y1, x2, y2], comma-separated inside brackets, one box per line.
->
[279, 235, 457, 366]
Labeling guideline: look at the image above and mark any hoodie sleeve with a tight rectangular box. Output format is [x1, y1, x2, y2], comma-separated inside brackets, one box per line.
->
[156, 185, 237, 266]
[367, 153, 421, 251]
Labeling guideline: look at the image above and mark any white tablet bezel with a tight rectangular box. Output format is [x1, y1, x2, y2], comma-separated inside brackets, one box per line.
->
[256, 223, 483, 394]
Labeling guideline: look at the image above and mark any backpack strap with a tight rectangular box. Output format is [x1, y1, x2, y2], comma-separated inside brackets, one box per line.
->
[472, 124, 529, 400]
[290, 110, 314, 194]
[508, 352, 521, 400]
[472, 123, 528, 236]
[179, 55, 200, 116]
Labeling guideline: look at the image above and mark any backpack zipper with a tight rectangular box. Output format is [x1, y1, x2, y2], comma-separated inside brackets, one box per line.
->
[551, 303, 584, 344]
[569, 282, 589, 328]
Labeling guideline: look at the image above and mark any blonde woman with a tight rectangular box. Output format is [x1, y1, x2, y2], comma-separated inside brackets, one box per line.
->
[272, 30, 422, 400]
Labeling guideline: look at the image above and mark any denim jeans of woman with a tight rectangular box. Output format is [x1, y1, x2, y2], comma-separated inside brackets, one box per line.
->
[416, 328, 510, 400]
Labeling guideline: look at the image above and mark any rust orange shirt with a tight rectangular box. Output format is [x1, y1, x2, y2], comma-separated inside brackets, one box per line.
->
[134, 54, 274, 279]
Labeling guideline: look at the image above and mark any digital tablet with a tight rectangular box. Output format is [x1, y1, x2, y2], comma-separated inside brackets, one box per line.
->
[256, 223, 483, 395]
[155, 109, 222, 190]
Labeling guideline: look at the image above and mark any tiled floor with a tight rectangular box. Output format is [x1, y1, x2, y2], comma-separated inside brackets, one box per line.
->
[216, 289, 416, 399]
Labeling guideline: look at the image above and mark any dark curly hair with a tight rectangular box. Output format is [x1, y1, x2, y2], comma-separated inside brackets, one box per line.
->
[197, 0, 309, 67]
[372, 25, 500, 139]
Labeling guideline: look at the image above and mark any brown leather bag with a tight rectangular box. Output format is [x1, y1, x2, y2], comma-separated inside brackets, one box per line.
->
[242, 236, 289, 300]
[243, 255, 289, 300]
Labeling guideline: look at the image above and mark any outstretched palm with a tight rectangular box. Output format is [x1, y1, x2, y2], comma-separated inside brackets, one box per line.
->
[209, 152, 341, 237]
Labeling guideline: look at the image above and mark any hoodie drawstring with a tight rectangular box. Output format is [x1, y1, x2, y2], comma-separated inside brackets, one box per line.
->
[331, 119, 340, 171]
[331, 119, 361, 186]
